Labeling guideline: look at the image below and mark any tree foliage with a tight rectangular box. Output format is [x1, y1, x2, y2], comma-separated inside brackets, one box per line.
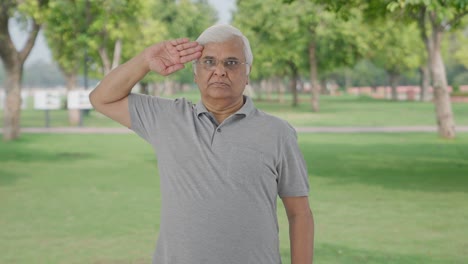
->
[235, 0, 369, 109]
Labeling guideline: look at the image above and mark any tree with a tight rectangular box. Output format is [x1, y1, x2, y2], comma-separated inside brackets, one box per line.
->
[452, 26, 468, 70]
[386, 0, 468, 138]
[45, 0, 160, 123]
[44, 0, 87, 125]
[0, 0, 49, 141]
[367, 19, 422, 100]
[85, 0, 143, 76]
[236, 0, 368, 110]
[234, 0, 309, 107]
[312, 0, 468, 138]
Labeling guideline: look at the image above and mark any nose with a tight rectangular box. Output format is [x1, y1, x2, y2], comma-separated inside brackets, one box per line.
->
[213, 61, 227, 76]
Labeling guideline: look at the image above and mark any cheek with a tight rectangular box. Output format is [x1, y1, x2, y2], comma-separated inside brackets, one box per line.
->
[194, 73, 205, 86]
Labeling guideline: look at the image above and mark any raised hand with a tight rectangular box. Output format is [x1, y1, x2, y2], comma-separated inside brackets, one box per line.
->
[144, 38, 203, 76]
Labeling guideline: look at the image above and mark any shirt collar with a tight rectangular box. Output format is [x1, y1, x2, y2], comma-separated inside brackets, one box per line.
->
[195, 95, 255, 118]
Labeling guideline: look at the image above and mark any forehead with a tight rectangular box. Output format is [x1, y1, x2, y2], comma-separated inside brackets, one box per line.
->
[201, 37, 245, 59]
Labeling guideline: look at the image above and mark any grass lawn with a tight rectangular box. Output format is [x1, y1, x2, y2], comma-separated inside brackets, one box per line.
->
[1, 133, 467, 263]
[5, 90, 468, 128]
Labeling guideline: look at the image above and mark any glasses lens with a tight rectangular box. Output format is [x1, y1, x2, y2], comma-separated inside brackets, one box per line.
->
[199, 59, 244, 71]
[202, 59, 216, 70]
[224, 60, 240, 70]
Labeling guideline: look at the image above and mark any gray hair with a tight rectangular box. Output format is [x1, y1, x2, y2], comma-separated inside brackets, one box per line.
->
[193, 24, 253, 75]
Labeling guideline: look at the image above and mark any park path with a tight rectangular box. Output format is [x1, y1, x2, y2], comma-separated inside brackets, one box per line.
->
[1, 126, 468, 134]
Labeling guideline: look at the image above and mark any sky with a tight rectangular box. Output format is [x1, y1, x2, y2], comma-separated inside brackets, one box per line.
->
[10, 0, 236, 65]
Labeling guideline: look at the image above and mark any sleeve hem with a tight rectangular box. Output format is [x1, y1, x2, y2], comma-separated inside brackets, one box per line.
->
[278, 190, 310, 198]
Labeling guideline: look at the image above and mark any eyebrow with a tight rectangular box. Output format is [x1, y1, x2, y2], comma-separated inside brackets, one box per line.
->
[201, 56, 240, 61]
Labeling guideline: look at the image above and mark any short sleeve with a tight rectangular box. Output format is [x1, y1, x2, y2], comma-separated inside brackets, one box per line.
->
[128, 93, 173, 143]
[277, 132, 310, 197]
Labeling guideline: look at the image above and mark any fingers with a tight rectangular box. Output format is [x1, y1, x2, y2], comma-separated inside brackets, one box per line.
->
[180, 51, 202, 63]
[170, 38, 203, 63]
[170, 38, 203, 52]
[178, 44, 203, 55]
[170, 38, 200, 51]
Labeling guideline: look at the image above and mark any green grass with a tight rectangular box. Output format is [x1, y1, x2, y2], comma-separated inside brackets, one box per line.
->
[1, 133, 467, 263]
[4, 91, 468, 127]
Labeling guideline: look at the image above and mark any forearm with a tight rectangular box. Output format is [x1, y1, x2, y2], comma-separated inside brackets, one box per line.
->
[289, 211, 315, 264]
[90, 51, 149, 106]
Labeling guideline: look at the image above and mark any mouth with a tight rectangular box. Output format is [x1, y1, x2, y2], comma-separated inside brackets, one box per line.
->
[209, 82, 230, 88]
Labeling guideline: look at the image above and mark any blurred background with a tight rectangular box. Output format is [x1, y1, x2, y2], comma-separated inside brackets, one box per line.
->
[1, 0, 467, 263]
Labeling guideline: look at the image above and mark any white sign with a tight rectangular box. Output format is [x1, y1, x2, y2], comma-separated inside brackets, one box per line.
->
[0, 90, 28, 109]
[34, 91, 62, 110]
[21, 91, 28, 109]
[67, 90, 92, 109]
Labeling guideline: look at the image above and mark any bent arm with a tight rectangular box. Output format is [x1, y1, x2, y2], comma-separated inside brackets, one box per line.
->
[89, 39, 203, 128]
[89, 53, 149, 128]
[282, 196, 315, 264]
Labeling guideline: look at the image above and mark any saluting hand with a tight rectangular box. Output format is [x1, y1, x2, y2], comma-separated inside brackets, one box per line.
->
[144, 38, 203, 76]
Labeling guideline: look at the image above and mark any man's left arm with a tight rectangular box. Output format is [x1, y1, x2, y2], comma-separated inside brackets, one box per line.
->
[282, 196, 314, 264]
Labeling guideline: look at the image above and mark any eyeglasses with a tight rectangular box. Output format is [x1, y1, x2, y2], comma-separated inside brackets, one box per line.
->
[195, 58, 249, 71]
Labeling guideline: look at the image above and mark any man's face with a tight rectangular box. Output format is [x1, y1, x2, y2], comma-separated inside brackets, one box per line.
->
[194, 37, 250, 102]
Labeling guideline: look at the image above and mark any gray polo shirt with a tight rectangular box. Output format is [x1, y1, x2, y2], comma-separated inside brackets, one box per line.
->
[128, 93, 309, 264]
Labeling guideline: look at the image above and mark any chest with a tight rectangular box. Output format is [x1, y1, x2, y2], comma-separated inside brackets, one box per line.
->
[153, 113, 279, 197]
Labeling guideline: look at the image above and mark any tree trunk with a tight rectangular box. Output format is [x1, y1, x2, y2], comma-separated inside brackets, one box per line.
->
[140, 82, 149, 95]
[309, 42, 320, 112]
[430, 28, 456, 138]
[111, 38, 122, 71]
[64, 72, 80, 126]
[320, 79, 327, 95]
[266, 78, 274, 101]
[0, 11, 41, 141]
[3, 65, 22, 140]
[344, 68, 352, 91]
[419, 64, 431, 101]
[164, 80, 174, 96]
[418, 8, 456, 138]
[98, 47, 111, 75]
[389, 72, 400, 101]
[288, 61, 299, 107]
[278, 79, 285, 103]
[152, 83, 163, 96]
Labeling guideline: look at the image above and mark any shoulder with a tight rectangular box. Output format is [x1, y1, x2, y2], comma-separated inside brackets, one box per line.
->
[251, 109, 297, 139]
[129, 93, 194, 112]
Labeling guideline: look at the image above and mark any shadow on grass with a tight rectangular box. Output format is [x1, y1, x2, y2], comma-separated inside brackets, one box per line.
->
[0, 151, 94, 186]
[301, 140, 468, 193]
[0, 137, 95, 186]
[92, 258, 150, 264]
[0, 169, 27, 186]
[283, 242, 452, 264]
[0, 148, 95, 163]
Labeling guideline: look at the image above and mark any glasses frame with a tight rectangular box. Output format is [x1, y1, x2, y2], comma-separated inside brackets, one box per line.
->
[195, 58, 250, 72]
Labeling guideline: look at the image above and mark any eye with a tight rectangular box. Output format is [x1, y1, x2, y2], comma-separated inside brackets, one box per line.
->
[203, 59, 216, 65]
[225, 60, 239, 66]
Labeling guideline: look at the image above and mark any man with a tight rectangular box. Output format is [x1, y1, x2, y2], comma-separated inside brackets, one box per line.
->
[90, 24, 314, 264]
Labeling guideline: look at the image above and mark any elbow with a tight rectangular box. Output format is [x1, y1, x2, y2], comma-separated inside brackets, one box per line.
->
[89, 90, 97, 108]
[88, 90, 101, 112]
